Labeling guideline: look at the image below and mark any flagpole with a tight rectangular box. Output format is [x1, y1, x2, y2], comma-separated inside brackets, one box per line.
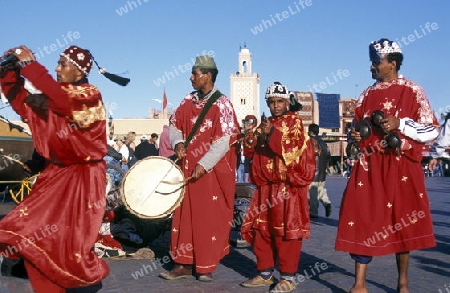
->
[162, 88, 168, 119]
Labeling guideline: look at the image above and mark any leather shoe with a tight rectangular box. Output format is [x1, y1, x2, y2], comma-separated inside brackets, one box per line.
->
[240, 275, 275, 287]
[159, 264, 192, 280]
[197, 273, 213, 282]
[269, 279, 296, 292]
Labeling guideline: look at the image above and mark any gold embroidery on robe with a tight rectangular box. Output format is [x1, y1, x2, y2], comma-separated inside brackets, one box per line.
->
[70, 101, 106, 129]
[265, 158, 274, 172]
[276, 119, 309, 166]
[60, 84, 106, 128]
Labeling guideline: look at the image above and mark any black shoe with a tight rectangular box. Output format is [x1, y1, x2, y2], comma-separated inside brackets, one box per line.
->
[325, 204, 332, 217]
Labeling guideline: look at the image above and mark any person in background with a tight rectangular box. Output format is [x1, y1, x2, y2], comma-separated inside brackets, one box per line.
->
[125, 131, 136, 152]
[428, 112, 450, 173]
[308, 123, 332, 218]
[134, 134, 158, 160]
[116, 136, 130, 171]
[124, 131, 137, 167]
[241, 115, 259, 183]
[236, 138, 246, 182]
[240, 82, 316, 293]
[0, 44, 115, 292]
[159, 55, 239, 282]
[149, 133, 159, 150]
[159, 124, 175, 158]
[335, 38, 440, 293]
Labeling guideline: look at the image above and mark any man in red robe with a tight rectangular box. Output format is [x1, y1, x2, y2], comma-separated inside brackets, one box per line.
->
[0, 45, 110, 292]
[335, 39, 440, 293]
[159, 55, 240, 281]
[240, 82, 316, 293]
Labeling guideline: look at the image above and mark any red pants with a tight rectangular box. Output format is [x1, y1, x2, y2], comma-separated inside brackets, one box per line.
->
[253, 230, 303, 274]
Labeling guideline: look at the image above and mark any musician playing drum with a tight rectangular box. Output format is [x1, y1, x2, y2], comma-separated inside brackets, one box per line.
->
[159, 55, 240, 282]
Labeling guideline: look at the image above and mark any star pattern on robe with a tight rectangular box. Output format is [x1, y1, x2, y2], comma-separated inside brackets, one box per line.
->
[382, 100, 394, 112]
[348, 221, 354, 226]
[401, 176, 408, 182]
[419, 193, 424, 198]
[211, 236, 216, 241]
[387, 202, 392, 208]
[411, 218, 418, 224]
[172, 228, 178, 233]
[75, 253, 82, 263]
[212, 196, 218, 201]
[358, 181, 363, 187]
[19, 206, 29, 217]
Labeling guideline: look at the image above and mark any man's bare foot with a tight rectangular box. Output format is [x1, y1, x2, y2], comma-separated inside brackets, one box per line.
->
[349, 286, 368, 293]
[397, 284, 409, 293]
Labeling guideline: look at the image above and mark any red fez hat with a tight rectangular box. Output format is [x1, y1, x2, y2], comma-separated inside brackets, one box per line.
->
[60, 46, 92, 76]
[61, 45, 130, 86]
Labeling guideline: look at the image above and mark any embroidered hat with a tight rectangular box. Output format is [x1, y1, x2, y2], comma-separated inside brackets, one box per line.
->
[192, 56, 217, 69]
[60, 46, 93, 76]
[60, 45, 130, 86]
[369, 38, 402, 62]
[265, 82, 290, 100]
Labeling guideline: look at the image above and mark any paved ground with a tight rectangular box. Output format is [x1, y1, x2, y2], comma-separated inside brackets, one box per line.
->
[0, 176, 449, 293]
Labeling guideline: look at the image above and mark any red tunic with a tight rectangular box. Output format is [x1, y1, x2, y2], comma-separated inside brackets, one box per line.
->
[241, 112, 316, 242]
[169, 92, 239, 274]
[335, 77, 438, 256]
[0, 63, 109, 288]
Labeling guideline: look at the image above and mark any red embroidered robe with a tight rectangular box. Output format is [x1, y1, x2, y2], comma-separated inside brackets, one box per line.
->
[0, 62, 109, 288]
[335, 77, 438, 256]
[169, 93, 240, 274]
[241, 112, 316, 242]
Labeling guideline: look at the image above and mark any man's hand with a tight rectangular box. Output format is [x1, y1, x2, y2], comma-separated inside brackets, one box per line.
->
[260, 120, 273, 135]
[174, 142, 186, 160]
[350, 127, 362, 142]
[191, 164, 206, 181]
[7, 45, 35, 62]
[380, 115, 400, 132]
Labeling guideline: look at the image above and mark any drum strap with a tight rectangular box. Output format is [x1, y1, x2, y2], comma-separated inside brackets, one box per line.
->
[184, 90, 222, 148]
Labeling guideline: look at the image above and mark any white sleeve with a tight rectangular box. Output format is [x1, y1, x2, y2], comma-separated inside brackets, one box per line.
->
[430, 119, 450, 158]
[197, 136, 231, 171]
[169, 124, 184, 150]
[119, 145, 129, 160]
[398, 117, 439, 143]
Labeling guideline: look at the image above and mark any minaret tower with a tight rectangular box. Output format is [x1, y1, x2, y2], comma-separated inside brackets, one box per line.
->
[230, 43, 260, 127]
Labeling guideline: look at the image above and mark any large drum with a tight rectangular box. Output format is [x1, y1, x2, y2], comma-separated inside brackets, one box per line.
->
[120, 156, 185, 220]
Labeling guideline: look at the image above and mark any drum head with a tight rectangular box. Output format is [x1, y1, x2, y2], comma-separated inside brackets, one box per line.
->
[120, 156, 185, 220]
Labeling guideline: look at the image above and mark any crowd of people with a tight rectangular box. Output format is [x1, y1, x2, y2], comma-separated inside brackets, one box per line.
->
[0, 37, 449, 293]
[108, 131, 161, 171]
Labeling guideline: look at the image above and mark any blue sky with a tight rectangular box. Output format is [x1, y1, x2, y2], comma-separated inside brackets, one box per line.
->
[1, 0, 449, 121]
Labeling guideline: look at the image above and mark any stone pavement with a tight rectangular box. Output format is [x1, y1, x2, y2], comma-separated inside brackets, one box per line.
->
[0, 176, 449, 293]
